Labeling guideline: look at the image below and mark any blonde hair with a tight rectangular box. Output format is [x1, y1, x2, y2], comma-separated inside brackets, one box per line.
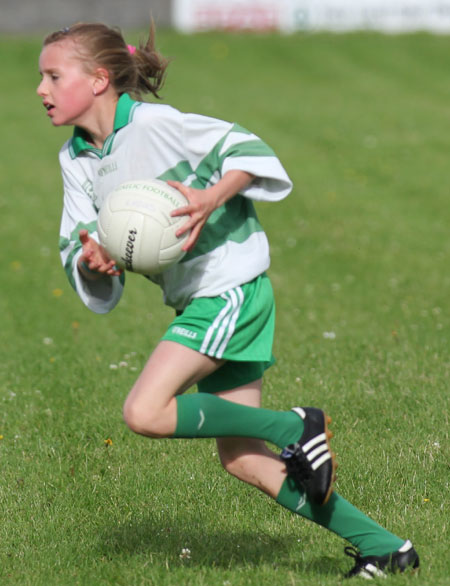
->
[43, 22, 169, 100]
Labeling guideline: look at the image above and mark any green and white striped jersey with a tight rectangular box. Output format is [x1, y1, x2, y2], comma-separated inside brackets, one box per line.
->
[58, 94, 292, 313]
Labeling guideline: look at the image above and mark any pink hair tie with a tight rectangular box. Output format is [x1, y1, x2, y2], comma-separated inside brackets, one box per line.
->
[127, 44, 137, 55]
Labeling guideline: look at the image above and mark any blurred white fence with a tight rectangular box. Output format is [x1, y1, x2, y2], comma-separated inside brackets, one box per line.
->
[173, 0, 450, 33]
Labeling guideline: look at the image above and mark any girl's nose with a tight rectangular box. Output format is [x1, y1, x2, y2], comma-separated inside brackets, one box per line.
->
[37, 79, 46, 97]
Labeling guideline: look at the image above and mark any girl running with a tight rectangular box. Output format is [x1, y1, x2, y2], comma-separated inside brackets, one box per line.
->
[37, 22, 418, 578]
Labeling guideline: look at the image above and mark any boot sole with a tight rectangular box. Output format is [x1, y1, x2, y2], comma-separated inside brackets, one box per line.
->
[321, 413, 338, 506]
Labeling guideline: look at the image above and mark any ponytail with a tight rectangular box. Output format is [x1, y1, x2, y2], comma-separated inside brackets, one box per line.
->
[130, 21, 170, 99]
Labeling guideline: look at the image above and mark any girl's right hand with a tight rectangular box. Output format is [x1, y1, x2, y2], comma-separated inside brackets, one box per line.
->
[77, 229, 122, 278]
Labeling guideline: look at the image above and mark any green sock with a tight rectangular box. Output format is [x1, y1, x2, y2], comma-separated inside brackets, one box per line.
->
[174, 393, 303, 449]
[277, 477, 404, 557]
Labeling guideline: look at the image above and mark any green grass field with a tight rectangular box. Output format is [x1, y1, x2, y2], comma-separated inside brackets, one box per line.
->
[0, 30, 449, 585]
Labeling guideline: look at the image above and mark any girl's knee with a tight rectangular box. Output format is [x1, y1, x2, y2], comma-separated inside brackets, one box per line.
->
[122, 394, 176, 438]
[123, 397, 160, 437]
[123, 400, 147, 435]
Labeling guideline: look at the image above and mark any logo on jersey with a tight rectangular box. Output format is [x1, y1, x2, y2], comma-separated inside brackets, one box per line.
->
[82, 179, 97, 206]
[98, 161, 118, 176]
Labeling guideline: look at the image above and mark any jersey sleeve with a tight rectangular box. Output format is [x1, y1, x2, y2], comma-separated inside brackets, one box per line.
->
[58, 147, 124, 314]
[181, 114, 293, 201]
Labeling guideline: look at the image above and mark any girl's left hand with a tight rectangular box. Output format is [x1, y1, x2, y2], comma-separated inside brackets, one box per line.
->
[168, 171, 254, 252]
[168, 181, 218, 252]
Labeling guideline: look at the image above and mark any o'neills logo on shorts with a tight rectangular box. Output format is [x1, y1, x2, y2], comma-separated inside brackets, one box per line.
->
[121, 228, 137, 271]
[172, 326, 197, 339]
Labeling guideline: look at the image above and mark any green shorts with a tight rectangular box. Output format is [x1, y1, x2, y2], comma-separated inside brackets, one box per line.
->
[161, 273, 276, 393]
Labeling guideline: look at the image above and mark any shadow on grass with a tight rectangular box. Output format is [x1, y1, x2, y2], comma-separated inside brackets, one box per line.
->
[97, 514, 340, 576]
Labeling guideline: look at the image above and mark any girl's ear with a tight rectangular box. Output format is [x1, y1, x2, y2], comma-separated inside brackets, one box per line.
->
[92, 67, 110, 96]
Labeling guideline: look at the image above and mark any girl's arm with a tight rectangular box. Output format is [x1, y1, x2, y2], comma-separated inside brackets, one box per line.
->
[59, 151, 124, 314]
[169, 170, 254, 252]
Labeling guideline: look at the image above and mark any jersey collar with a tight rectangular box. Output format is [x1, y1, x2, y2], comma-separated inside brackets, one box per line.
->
[69, 93, 140, 159]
